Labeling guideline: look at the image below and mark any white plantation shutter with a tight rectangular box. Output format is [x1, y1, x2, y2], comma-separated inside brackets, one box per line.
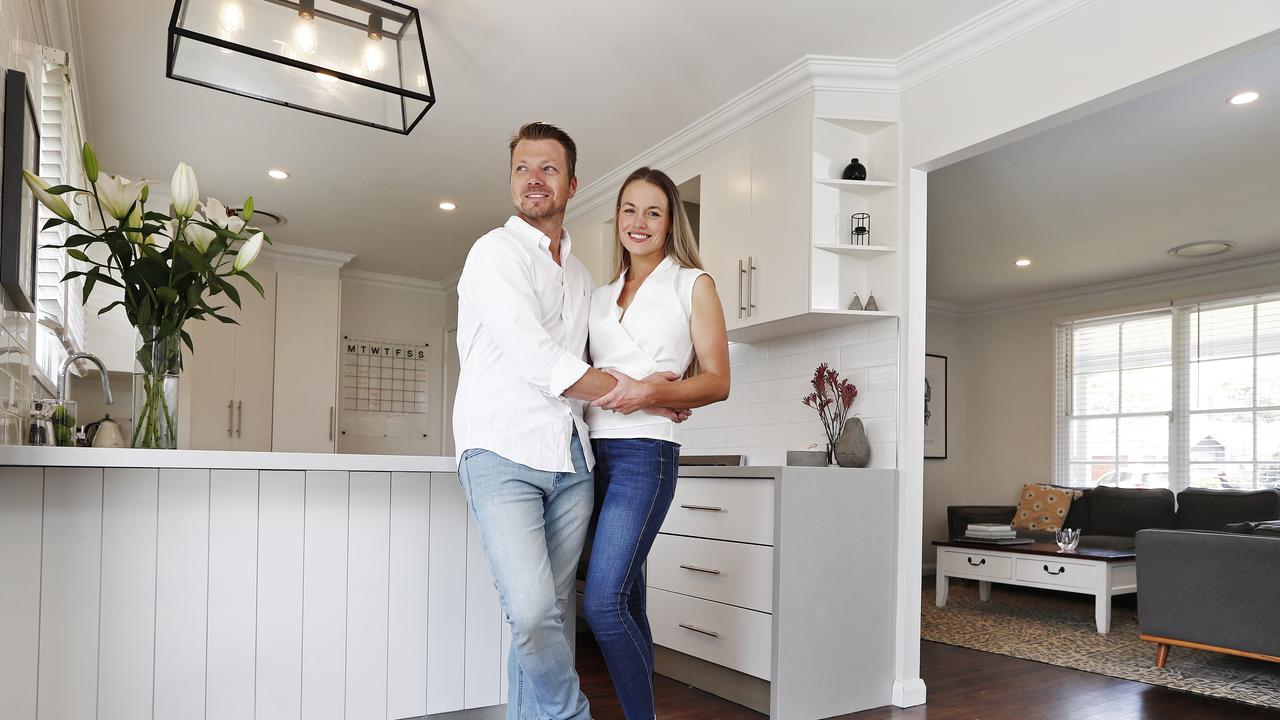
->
[1055, 310, 1174, 489]
[1177, 292, 1280, 490]
[33, 54, 87, 387]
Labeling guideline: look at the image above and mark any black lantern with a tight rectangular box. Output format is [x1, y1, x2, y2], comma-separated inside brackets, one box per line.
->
[167, 0, 436, 134]
[850, 212, 870, 245]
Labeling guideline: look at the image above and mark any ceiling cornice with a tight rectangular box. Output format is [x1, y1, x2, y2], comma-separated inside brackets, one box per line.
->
[895, 0, 1095, 90]
[265, 242, 354, 269]
[932, 251, 1280, 318]
[341, 268, 448, 295]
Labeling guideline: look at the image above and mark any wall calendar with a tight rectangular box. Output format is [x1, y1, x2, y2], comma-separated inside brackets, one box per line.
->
[341, 336, 430, 438]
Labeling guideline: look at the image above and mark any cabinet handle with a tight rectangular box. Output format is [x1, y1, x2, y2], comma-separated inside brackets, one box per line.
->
[679, 504, 723, 512]
[329, 406, 335, 442]
[1043, 564, 1066, 576]
[737, 259, 746, 319]
[236, 401, 243, 438]
[679, 564, 721, 575]
[966, 557, 986, 567]
[746, 256, 756, 317]
[227, 400, 234, 437]
[678, 623, 719, 639]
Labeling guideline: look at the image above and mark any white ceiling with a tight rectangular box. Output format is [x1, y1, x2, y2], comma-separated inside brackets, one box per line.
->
[928, 43, 1280, 308]
[74, 0, 1003, 281]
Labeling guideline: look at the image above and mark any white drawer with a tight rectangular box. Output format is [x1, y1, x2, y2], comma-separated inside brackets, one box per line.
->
[648, 534, 774, 613]
[1015, 557, 1096, 590]
[662, 476, 775, 545]
[648, 587, 772, 680]
[940, 550, 1013, 580]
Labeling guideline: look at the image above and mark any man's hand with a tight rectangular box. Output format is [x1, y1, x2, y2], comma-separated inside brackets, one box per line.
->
[641, 406, 693, 423]
[592, 368, 678, 415]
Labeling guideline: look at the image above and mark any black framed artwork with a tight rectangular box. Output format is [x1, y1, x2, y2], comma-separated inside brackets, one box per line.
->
[1, 68, 39, 313]
[925, 353, 948, 459]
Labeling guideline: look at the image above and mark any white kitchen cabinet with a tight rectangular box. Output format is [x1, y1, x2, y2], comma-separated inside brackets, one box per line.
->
[747, 99, 812, 326]
[185, 272, 277, 450]
[696, 136, 753, 334]
[272, 272, 341, 452]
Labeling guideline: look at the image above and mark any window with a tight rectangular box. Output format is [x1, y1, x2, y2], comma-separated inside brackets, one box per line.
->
[32, 54, 86, 391]
[1055, 292, 1280, 491]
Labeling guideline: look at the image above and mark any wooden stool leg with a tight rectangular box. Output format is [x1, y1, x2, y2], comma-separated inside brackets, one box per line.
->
[1155, 643, 1170, 668]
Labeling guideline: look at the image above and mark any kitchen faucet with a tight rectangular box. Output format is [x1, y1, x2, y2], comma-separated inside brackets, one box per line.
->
[59, 353, 113, 406]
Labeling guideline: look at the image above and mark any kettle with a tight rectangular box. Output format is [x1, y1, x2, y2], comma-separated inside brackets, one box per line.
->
[86, 413, 125, 448]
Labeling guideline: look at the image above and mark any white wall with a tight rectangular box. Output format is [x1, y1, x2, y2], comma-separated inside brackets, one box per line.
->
[922, 262, 1280, 564]
[337, 276, 448, 456]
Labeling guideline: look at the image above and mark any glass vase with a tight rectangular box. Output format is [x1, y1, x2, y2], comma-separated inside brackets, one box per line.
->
[132, 327, 182, 449]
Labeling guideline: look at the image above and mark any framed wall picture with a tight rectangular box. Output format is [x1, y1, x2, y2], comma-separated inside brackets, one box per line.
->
[1, 68, 40, 313]
[925, 353, 948, 459]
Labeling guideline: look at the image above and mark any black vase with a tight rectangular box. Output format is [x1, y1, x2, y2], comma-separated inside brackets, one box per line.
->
[841, 158, 867, 181]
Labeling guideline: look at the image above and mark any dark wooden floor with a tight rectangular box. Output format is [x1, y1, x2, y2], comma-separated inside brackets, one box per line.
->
[576, 635, 1280, 720]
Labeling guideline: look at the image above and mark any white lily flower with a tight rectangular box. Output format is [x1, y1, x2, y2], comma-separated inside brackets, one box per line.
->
[183, 214, 218, 253]
[233, 231, 264, 271]
[97, 174, 145, 222]
[171, 162, 199, 219]
[22, 170, 75, 221]
[202, 197, 246, 233]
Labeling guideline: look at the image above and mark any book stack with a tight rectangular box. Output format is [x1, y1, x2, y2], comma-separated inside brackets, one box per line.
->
[960, 523, 1031, 544]
[965, 523, 1016, 540]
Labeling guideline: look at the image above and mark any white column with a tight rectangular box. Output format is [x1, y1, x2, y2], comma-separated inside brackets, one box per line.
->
[0, 467, 44, 720]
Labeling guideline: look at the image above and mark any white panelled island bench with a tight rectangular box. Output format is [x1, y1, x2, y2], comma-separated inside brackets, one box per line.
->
[0, 447, 508, 720]
[1, 449, 901, 720]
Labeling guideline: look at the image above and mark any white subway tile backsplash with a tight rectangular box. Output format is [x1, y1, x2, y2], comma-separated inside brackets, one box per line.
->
[682, 323, 900, 469]
[841, 337, 898, 370]
[814, 323, 869, 350]
[763, 334, 815, 358]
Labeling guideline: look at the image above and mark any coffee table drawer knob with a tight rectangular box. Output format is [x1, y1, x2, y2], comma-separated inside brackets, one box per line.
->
[966, 557, 986, 567]
[1043, 564, 1066, 575]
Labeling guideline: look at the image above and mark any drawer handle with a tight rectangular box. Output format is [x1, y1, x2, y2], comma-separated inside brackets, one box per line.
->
[966, 557, 986, 567]
[680, 504, 724, 512]
[678, 623, 720, 638]
[1043, 564, 1066, 576]
[679, 564, 722, 575]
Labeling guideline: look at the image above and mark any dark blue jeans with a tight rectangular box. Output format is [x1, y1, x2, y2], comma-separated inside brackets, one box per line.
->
[583, 438, 680, 720]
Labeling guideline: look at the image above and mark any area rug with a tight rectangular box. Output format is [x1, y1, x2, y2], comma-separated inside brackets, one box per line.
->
[922, 583, 1280, 709]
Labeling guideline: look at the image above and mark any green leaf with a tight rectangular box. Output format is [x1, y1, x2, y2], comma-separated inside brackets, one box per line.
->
[180, 330, 194, 354]
[42, 217, 66, 231]
[240, 271, 265, 298]
[66, 249, 91, 263]
[82, 271, 98, 304]
[97, 300, 125, 316]
[59, 270, 85, 282]
[156, 287, 178, 305]
[45, 184, 79, 195]
[221, 280, 241, 308]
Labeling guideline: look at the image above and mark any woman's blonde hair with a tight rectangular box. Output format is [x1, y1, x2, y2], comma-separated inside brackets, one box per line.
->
[612, 167, 703, 280]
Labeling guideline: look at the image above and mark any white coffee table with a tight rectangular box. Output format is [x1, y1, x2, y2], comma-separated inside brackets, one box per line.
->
[933, 540, 1137, 634]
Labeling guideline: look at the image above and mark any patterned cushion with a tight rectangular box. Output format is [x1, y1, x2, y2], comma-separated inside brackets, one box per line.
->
[1013, 483, 1079, 531]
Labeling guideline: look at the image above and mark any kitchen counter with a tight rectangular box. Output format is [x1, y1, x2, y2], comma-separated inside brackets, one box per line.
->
[1, 445, 457, 472]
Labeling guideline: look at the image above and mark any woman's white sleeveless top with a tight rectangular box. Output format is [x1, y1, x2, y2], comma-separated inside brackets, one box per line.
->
[587, 255, 708, 442]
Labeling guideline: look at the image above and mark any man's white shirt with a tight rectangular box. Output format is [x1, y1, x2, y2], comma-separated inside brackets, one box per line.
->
[453, 215, 595, 472]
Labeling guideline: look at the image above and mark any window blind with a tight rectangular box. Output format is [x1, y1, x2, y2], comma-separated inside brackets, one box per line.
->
[1055, 310, 1173, 489]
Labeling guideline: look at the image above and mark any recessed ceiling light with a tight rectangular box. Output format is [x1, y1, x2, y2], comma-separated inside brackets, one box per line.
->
[1228, 91, 1259, 105]
[1014, 258, 1032, 267]
[1169, 241, 1235, 258]
[438, 201, 457, 211]
[268, 169, 289, 180]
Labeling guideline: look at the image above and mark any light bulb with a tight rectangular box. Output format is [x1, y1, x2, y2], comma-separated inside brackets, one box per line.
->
[219, 1, 245, 36]
[293, 16, 318, 55]
[361, 39, 385, 73]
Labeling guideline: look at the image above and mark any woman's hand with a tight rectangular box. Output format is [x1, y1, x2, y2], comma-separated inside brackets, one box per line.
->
[592, 368, 679, 415]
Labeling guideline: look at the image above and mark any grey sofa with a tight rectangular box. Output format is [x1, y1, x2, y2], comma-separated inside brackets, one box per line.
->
[947, 487, 1280, 552]
[1136, 526, 1280, 667]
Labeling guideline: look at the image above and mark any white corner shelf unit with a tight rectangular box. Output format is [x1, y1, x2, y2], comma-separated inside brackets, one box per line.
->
[809, 114, 901, 323]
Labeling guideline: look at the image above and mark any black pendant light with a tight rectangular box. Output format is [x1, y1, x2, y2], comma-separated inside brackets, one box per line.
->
[167, 0, 436, 134]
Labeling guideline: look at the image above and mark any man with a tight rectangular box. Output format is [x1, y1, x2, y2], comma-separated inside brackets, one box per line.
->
[453, 122, 681, 720]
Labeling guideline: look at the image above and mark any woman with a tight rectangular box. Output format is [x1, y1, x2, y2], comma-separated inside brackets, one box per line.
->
[583, 167, 731, 720]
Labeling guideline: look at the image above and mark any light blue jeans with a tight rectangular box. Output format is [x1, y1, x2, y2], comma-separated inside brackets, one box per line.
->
[458, 434, 594, 720]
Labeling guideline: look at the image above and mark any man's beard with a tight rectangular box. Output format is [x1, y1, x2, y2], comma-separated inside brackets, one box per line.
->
[519, 196, 565, 221]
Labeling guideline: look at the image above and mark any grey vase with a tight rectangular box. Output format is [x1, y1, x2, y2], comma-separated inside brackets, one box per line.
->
[834, 417, 871, 468]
